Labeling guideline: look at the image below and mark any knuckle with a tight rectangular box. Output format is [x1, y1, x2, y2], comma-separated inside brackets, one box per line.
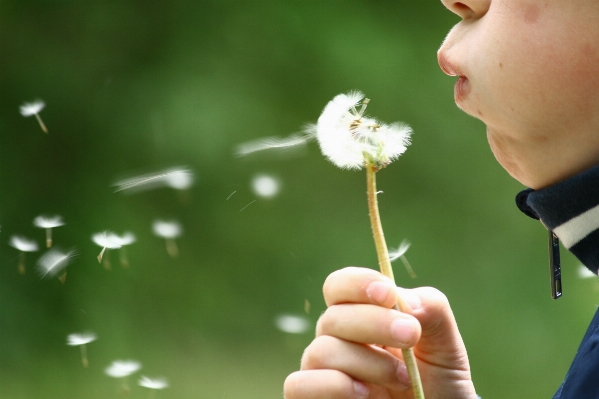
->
[300, 335, 337, 370]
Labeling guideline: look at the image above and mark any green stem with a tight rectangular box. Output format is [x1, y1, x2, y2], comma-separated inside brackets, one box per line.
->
[366, 163, 425, 399]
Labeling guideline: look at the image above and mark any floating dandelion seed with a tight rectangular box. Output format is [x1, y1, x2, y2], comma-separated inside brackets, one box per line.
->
[389, 239, 417, 278]
[112, 232, 136, 268]
[105, 360, 142, 378]
[92, 231, 122, 267]
[113, 167, 194, 193]
[251, 174, 280, 199]
[105, 360, 142, 392]
[274, 314, 310, 334]
[9, 235, 39, 275]
[37, 247, 76, 282]
[67, 332, 97, 368]
[235, 133, 311, 157]
[152, 220, 182, 258]
[33, 215, 65, 248]
[20, 99, 48, 133]
[138, 376, 169, 390]
[309, 91, 423, 398]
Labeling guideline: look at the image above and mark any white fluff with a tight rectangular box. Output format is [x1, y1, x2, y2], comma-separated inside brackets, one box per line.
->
[312, 91, 411, 169]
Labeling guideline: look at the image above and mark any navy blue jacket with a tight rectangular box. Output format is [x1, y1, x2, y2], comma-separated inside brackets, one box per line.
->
[516, 165, 599, 398]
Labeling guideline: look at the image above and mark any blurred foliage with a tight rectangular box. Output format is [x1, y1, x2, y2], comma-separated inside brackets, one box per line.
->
[1, 1, 598, 398]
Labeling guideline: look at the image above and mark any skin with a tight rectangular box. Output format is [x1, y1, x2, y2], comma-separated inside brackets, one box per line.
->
[285, 1, 599, 398]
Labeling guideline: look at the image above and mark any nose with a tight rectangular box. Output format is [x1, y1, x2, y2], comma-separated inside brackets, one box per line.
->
[440, 0, 490, 19]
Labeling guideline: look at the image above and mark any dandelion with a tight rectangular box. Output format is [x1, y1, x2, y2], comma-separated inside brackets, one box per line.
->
[9, 235, 39, 275]
[112, 232, 136, 268]
[251, 174, 281, 199]
[92, 231, 121, 268]
[389, 239, 417, 278]
[113, 167, 194, 193]
[306, 91, 411, 170]
[20, 99, 48, 133]
[139, 376, 169, 390]
[274, 314, 310, 334]
[33, 215, 65, 248]
[105, 360, 142, 392]
[66, 332, 97, 367]
[152, 220, 182, 258]
[309, 91, 423, 398]
[37, 247, 76, 283]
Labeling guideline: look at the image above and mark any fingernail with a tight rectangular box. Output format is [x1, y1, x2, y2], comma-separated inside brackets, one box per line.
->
[366, 281, 392, 304]
[397, 288, 421, 310]
[396, 362, 411, 389]
[391, 319, 415, 346]
[353, 380, 369, 399]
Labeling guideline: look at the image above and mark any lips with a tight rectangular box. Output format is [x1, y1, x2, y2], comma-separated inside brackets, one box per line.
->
[437, 53, 470, 103]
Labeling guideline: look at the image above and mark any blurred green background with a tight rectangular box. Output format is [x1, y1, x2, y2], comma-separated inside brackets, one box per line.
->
[1, 1, 598, 398]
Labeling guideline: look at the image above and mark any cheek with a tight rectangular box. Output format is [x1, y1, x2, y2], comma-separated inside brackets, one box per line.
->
[481, 12, 599, 134]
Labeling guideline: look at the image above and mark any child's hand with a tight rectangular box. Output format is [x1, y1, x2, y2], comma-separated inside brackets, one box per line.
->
[284, 267, 478, 399]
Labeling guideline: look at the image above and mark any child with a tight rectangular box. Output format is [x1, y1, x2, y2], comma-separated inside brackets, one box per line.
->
[284, 1, 599, 398]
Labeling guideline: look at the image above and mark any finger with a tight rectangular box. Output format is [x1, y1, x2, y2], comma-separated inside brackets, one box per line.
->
[323, 267, 398, 308]
[284, 369, 371, 399]
[400, 286, 470, 372]
[316, 303, 421, 349]
[300, 335, 411, 391]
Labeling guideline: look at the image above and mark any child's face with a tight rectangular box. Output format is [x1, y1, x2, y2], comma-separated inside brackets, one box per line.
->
[438, 0, 599, 188]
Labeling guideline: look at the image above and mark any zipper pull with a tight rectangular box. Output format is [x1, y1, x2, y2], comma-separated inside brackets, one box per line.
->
[548, 230, 562, 299]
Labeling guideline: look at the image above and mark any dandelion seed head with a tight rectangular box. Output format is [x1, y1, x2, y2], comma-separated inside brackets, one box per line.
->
[165, 169, 194, 189]
[67, 332, 97, 346]
[9, 235, 39, 252]
[113, 232, 136, 246]
[19, 99, 45, 116]
[251, 174, 280, 198]
[578, 264, 598, 279]
[37, 248, 76, 278]
[152, 220, 182, 238]
[33, 215, 65, 228]
[313, 91, 412, 170]
[92, 231, 122, 249]
[389, 239, 411, 262]
[274, 314, 310, 334]
[105, 360, 142, 378]
[138, 376, 169, 390]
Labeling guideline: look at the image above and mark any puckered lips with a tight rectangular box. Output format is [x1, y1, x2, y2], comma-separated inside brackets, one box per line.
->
[437, 53, 470, 104]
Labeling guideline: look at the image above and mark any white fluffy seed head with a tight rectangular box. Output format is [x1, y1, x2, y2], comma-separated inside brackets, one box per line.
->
[114, 167, 194, 193]
[37, 248, 76, 278]
[152, 220, 182, 238]
[33, 215, 65, 228]
[67, 332, 97, 346]
[20, 99, 46, 116]
[138, 376, 169, 390]
[112, 232, 136, 246]
[389, 239, 411, 262]
[312, 91, 412, 170]
[274, 314, 310, 334]
[9, 235, 39, 252]
[251, 174, 280, 198]
[105, 360, 142, 378]
[92, 231, 122, 249]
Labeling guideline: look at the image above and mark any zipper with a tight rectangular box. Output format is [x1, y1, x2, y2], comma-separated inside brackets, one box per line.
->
[547, 229, 562, 299]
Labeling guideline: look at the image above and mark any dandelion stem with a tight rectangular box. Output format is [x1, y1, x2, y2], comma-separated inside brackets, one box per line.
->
[166, 238, 179, 258]
[34, 113, 48, 133]
[80, 344, 89, 368]
[18, 252, 26, 275]
[46, 228, 52, 248]
[366, 162, 425, 399]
